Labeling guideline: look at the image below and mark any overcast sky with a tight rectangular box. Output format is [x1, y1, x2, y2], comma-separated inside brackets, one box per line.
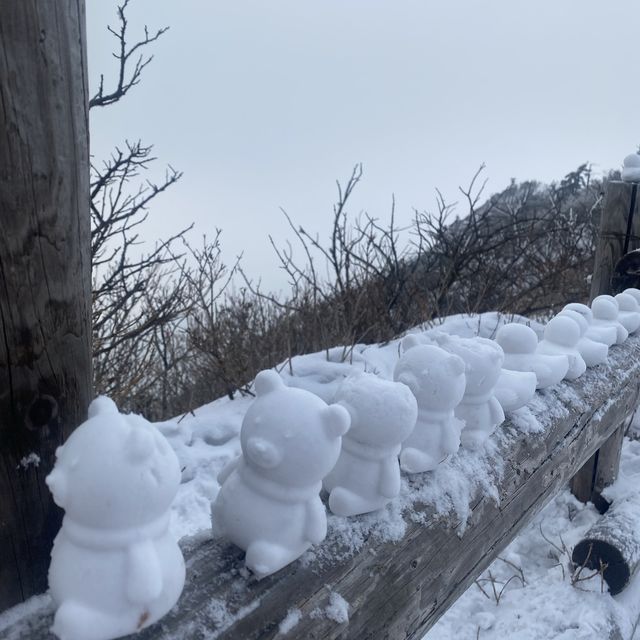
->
[86, 1, 640, 292]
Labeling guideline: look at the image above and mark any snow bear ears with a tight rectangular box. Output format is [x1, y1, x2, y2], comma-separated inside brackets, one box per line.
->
[252, 369, 350, 439]
[254, 369, 286, 396]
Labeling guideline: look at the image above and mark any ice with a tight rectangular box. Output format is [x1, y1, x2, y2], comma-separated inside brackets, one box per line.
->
[615, 292, 640, 334]
[393, 339, 466, 473]
[46, 396, 185, 640]
[536, 315, 586, 380]
[211, 370, 350, 578]
[557, 308, 608, 367]
[432, 333, 505, 450]
[323, 372, 417, 516]
[495, 323, 568, 389]
[591, 295, 628, 344]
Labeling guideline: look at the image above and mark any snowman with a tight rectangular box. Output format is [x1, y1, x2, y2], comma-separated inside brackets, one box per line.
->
[212, 370, 350, 578]
[46, 397, 185, 640]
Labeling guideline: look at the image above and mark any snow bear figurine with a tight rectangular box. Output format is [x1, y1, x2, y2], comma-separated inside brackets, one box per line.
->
[433, 334, 505, 451]
[615, 292, 640, 334]
[495, 323, 568, 389]
[537, 316, 586, 380]
[323, 372, 417, 515]
[392, 337, 466, 472]
[46, 397, 185, 640]
[564, 302, 617, 347]
[211, 370, 350, 578]
[591, 295, 628, 344]
[557, 308, 608, 367]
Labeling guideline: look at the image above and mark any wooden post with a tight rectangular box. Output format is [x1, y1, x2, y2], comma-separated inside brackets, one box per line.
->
[570, 180, 640, 507]
[0, 0, 91, 611]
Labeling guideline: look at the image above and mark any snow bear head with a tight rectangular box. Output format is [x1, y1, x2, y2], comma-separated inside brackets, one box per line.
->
[241, 370, 350, 487]
[393, 339, 466, 411]
[591, 295, 619, 321]
[563, 302, 593, 324]
[615, 292, 639, 313]
[46, 396, 181, 529]
[432, 334, 504, 397]
[543, 315, 580, 347]
[334, 372, 417, 448]
[495, 323, 538, 355]
[557, 309, 588, 337]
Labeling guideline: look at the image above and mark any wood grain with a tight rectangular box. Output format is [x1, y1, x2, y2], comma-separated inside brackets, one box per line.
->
[0, 0, 91, 610]
[5, 337, 640, 640]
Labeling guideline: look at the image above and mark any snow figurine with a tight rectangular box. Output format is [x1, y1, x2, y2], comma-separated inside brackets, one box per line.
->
[624, 288, 640, 307]
[494, 368, 537, 413]
[495, 323, 568, 389]
[615, 292, 640, 334]
[557, 308, 608, 367]
[536, 316, 586, 381]
[211, 370, 350, 578]
[46, 397, 185, 640]
[591, 295, 628, 344]
[563, 302, 616, 347]
[391, 336, 466, 473]
[432, 333, 505, 450]
[622, 153, 640, 183]
[322, 373, 417, 515]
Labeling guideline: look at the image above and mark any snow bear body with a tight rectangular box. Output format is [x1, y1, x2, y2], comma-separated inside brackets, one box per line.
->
[494, 368, 537, 412]
[393, 338, 466, 472]
[557, 309, 608, 367]
[323, 373, 417, 515]
[591, 295, 628, 344]
[46, 397, 184, 640]
[537, 316, 587, 380]
[615, 292, 640, 334]
[495, 323, 568, 389]
[433, 334, 505, 450]
[212, 370, 350, 578]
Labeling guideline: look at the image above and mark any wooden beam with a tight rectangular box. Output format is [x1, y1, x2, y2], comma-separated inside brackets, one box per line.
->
[0, 0, 91, 611]
[4, 337, 640, 640]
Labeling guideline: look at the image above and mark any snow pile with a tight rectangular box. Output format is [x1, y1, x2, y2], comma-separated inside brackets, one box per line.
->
[426, 436, 640, 640]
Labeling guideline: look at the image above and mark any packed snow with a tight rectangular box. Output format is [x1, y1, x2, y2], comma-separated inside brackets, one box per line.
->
[2, 310, 640, 640]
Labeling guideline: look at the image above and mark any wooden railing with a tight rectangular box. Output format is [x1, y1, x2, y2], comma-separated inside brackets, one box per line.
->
[5, 334, 640, 640]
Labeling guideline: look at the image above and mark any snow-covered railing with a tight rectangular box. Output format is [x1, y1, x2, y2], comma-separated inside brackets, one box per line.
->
[5, 335, 640, 640]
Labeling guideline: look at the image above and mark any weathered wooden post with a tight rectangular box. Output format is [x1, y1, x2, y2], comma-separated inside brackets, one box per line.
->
[570, 175, 640, 509]
[0, 0, 91, 611]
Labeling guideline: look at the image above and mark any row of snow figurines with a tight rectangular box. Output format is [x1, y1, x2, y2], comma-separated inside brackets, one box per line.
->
[45, 289, 640, 640]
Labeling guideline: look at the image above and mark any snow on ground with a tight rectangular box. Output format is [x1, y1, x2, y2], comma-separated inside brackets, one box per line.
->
[1, 311, 639, 639]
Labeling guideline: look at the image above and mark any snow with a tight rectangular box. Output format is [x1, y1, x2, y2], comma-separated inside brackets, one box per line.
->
[1, 311, 640, 639]
[46, 397, 185, 640]
[310, 592, 349, 624]
[278, 608, 302, 634]
[426, 436, 640, 640]
[17, 452, 40, 470]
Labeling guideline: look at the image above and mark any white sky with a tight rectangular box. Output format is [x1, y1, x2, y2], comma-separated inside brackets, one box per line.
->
[86, 1, 640, 292]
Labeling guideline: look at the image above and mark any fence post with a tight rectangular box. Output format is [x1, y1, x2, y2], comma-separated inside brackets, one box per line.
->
[0, 1, 91, 610]
[570, 178, 640, 509]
